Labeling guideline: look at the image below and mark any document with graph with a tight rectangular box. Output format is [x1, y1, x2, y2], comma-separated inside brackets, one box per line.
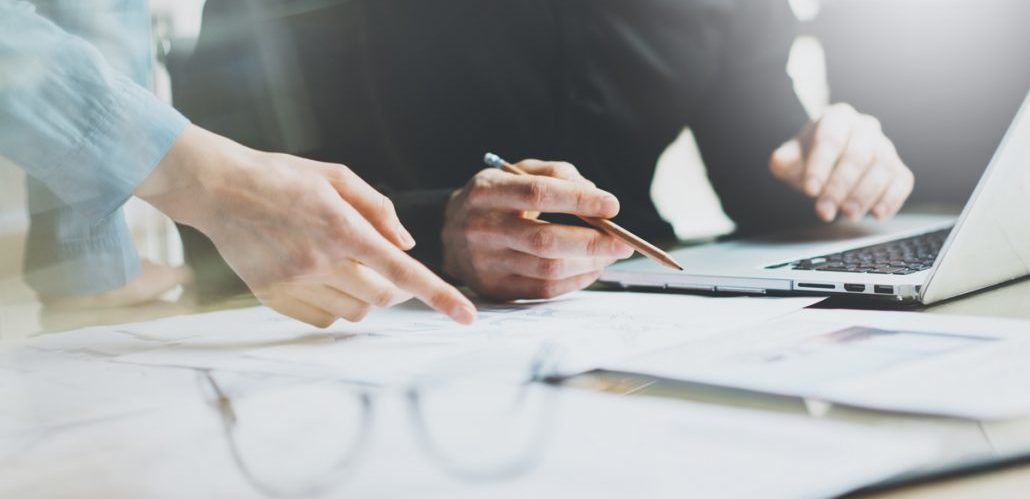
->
[609, 308, 1030, 419]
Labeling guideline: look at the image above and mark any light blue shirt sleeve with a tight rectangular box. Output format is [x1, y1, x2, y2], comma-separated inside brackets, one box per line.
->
[0, 0, 189, 297]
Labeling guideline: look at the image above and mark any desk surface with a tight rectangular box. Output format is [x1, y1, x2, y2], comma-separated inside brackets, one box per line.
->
[576, 276, 1030, 498]
[4, 274, 1030, 498]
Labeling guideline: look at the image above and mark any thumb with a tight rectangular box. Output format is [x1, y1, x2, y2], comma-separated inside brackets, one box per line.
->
[769, 139, 805, 188]
[321, 163, 416, 251]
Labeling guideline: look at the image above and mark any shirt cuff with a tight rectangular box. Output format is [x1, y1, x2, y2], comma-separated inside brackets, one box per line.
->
[23, 204, 140, 299]
[36, 75, 189, 223]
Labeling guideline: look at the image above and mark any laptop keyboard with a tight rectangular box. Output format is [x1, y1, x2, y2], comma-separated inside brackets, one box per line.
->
[773, 228, 952, 275]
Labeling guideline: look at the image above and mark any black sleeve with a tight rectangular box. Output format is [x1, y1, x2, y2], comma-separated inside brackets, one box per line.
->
[691, 0, 819, 237]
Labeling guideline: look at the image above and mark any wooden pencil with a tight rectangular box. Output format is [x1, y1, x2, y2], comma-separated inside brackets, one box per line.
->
[484, 153, 684, 271]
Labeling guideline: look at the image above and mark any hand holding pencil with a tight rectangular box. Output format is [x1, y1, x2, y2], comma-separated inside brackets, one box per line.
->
[439, 154, 679, 302]
[484, 153, 683, 271]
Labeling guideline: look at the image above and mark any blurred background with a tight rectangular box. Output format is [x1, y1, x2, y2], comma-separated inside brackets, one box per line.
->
[2, 0, 1028, 334]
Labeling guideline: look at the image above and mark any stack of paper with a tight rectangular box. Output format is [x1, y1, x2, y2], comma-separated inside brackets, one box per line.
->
[19, 292, 824, 385]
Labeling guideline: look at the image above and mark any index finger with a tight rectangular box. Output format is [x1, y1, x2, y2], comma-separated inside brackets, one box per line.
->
[769, 138, 805, 189]
[515, 159, 595, 187]
[469, 169, 620, 218]
[319, 162, 415, 251]
[348, 218, 477, 324]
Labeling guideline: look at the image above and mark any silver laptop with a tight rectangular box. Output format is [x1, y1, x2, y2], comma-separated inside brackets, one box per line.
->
[602, 89, 1030, 304]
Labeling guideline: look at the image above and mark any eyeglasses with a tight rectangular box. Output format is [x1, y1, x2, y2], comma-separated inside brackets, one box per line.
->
[197, 345, 564, 498]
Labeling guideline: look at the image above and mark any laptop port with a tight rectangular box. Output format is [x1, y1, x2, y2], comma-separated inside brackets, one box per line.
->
[797, 282, 835, 290]
[874, 285, 894, 295]
[844, 284, 866, 293]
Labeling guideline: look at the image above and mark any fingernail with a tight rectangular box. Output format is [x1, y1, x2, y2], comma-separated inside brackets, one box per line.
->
[451, 303, 477, 325]
[816, 200, 837, 222]
[396, 226, 416, 249]
[805, 178, 822, 196]
[873, 204, 888, 219]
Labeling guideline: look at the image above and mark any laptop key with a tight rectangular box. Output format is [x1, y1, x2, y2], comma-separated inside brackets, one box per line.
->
[773, 228, 951, 275]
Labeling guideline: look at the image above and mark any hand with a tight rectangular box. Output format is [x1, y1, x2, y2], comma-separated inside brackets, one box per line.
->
[135, 125, 476, 327]
[770, 103, 915, 222]
[442, 159, 634, 301]
[43, 260, 192, 310]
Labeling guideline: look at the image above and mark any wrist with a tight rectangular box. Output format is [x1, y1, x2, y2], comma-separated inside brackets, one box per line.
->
[134, 125, 251, 232]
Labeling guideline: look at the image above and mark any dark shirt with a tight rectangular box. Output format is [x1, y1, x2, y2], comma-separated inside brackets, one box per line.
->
[172, 0, 815, 297]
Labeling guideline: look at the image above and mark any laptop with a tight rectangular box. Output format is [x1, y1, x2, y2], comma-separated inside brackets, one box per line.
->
[601, 89, 1030, 305]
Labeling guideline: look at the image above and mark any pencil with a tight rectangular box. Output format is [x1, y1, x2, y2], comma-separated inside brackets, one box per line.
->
[483, 153, 684, 271]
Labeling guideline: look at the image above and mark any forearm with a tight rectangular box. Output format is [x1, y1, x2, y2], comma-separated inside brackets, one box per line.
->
[692, 0, 816, 235]
[0, 1, 187, 220]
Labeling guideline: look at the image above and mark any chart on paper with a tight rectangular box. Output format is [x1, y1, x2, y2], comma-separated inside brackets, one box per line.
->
[610, 308, 1030, 419]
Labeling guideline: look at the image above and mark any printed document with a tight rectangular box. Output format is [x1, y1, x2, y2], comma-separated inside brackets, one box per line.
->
[16, 291, 823, 385]
[610, 309, 1030, 419]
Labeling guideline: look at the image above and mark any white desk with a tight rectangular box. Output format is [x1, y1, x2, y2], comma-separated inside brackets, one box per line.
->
[4, 275, 1030, 497]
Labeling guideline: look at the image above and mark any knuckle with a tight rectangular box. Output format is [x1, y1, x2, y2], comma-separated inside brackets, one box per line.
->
[901, 168, 915, 185]
[816, 128, 847, 150]
[469, 251, 490, 272]
[462, 214, 496, 242]
[459, 214, 482, 234]
[868, 165, 892, 187]
[849, 143, 875, 166]
[841, 157, 868, 180]
[386, 261, 418, 284]
[291, 250, 322, 276]
[575, 189, 593, 212]
[428, 290, 454, 313]
[323, 164, 348, 183]
[528, 227, 556, 254]
[824, 181, 849, 202]
[555, 161, 579, 177]
[466, 176, 492, 205]
[586, 233, 603, 256]
[522, 181, 548, 206]
[537, 258, 563, 279]
[834, 102, 856, 115]
[864, 115, 882, 131]
[323, 208, 353, 235]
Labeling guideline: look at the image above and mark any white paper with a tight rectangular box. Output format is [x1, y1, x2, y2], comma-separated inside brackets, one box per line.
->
[24, 291, 823, 385]
[0, 349, 200, 442]
[610, 309, 1030, 419]
[0, 382, 939, 499]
